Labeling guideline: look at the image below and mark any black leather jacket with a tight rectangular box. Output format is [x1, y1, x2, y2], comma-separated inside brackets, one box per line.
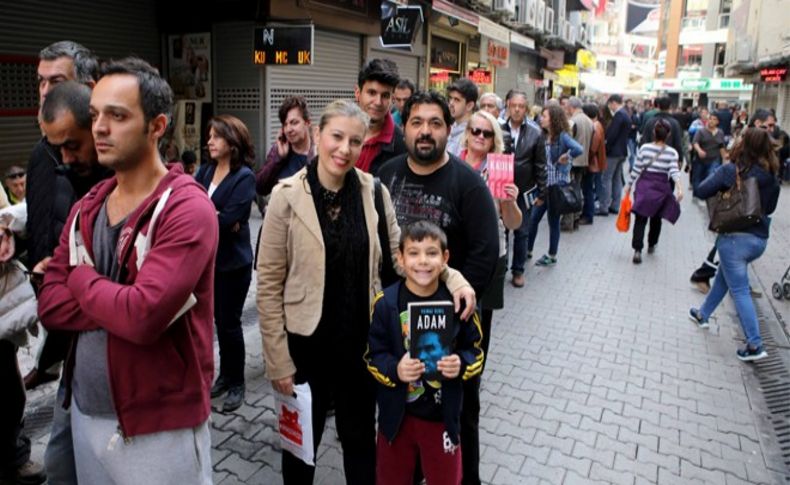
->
[501, 119, 547, 197]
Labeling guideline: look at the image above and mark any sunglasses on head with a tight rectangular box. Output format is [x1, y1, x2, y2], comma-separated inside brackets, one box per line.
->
[5, 172, 24, 180]
[469, 127, 495, 139]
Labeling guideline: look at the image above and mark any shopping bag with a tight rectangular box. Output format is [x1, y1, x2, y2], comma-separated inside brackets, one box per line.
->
[616, 193, 632, 233]
[276, 383, 314, 466]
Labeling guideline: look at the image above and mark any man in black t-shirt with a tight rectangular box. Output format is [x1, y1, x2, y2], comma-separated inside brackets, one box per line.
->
[377, 90, 499, 485]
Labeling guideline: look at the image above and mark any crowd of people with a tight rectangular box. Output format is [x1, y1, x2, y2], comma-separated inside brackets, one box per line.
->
[0, 37, 785, 485]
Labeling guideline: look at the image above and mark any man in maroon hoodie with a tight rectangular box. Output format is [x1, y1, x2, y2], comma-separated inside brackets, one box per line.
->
[37, 58, 218, 483]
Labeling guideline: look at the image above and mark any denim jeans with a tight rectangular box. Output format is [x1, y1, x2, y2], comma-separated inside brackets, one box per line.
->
[700, 233, 767, 348]
[510, 193, 531, 275]
[627, 139, 638, 170]
[691, 159, 721, 195]
[45, 381, 78, 484]
[527, 199, 561, 257]
[600, 156, 626, 213]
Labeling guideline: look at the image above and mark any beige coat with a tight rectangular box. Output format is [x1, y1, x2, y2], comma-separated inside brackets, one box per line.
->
[257, 167, 469, 380]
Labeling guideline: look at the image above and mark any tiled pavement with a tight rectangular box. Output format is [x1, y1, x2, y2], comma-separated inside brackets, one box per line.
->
[23, 179, 790, 484]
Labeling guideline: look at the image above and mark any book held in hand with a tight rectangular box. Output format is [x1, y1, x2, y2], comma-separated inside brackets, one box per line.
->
[485, 153, 514, 200]
[408, 301, 456, 381]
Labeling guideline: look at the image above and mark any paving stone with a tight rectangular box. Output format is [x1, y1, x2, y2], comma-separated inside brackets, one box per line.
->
[509, 438, 551, 464]
[589, 462, 635, 485]
[247, 466, 281, 485]
[700, 450, 748, 481]
[571, 441, 615, 468]
[637, 445, 681, 475]
[618, 426, 658, 452]
[216, 452, 263, 481]
[613, 453, 658, 482]
[680, 459, 728, 483]
[557, 422, 596, 448]
[521, 456, 566, 483]
[532, 430, 575, 455]
[547, 449, 592, 478]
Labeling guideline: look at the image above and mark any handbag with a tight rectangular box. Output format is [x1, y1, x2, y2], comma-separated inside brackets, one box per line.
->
[616, 192, 632, 232]
[706, 168, 762, 233]
[548, 183, 582, 215]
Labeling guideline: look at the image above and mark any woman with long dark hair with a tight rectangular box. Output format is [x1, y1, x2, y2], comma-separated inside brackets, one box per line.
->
[689, 128, 781, 361]
[195, 115, 257, 411]
[624, 119, 683, 264]
[527, 105, 583, 266]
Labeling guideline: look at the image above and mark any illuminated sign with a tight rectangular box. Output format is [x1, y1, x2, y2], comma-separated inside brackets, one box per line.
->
[253, 25, 314, 65]
[760, 67, 788, 83]
[468, 69, 492, 84]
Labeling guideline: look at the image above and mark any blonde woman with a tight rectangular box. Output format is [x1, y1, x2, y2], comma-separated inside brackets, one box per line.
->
[459, 110, 521, 369]
[257, 100, 475, 484]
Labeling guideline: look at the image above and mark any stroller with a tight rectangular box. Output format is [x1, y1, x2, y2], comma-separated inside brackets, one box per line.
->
[772, 265, 790, 300]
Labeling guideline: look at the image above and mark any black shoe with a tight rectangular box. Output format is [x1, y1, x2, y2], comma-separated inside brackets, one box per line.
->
[0, 460, 47, 485]
[210, 375, 230, 398]
[578, 217, 593, 225]
[608, 207, 619, 215]
[632, 251, 642, 264]
[223, 385, 245, 412]
[647, 245, 656, 254]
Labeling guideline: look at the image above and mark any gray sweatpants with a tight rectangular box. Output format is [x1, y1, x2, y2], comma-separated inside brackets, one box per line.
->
[70, 400, 212, 485]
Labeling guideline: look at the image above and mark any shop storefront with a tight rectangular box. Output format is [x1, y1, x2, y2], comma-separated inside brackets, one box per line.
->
[428, 0, 479, 92]
[753, 65, 789, 127]
[647, 77, 753, 108]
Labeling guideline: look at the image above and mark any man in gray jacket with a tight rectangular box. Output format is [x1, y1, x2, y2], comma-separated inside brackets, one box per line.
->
[567, 97, 594, 226]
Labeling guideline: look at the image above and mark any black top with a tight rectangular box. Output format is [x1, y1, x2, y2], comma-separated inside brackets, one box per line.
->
[641, 112, 684, 161]
[377, 154, 499, 296]
[696, 162, 780, 239]
[25, 138, 61, 266]
[368, 124, 408, 177]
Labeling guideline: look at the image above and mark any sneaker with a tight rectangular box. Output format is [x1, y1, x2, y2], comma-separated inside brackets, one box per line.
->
[223, 385, 245, 412]
[688, 308, 709, 329]
[535, 255, 557, 266]
[632, 251, 642, 264]
[647, 245, 656, 254]
[736, 345, 767, 362]
[210, 375, 230, 398]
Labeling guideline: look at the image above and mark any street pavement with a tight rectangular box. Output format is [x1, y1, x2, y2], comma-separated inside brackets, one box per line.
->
[21, 177, 790, 484]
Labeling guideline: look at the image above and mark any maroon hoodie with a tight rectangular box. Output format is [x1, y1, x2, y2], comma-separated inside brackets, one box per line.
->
[38, 164, 219, 437]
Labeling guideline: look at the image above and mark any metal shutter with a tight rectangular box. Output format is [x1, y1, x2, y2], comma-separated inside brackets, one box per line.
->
[264, 29, 361, 150]
[495, 64, 518, 99]
[778, 84, 790, 129]
[367, 48, 420, 88]
[213, 22, 263, 154]
[0, 0, 159, 172]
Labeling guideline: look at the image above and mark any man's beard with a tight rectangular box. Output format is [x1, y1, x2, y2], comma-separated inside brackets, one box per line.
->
[408, 135, 446, 165]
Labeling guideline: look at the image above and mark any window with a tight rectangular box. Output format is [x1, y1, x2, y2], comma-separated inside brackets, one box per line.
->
[678, 45, 703, 71]
[606, 60, 617, 76]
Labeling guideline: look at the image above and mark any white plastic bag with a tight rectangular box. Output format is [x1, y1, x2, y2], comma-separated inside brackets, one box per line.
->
[275, 383, 314, 466]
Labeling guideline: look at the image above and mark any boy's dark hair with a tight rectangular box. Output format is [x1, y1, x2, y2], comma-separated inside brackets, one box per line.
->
[582, 103, 599, 120]
[655, 97, 671, 111]
[447, 78, 478, 104]
[101, 57, 173, 124]
[278, 96, 310, 124]
[41, 81, 92, 129]
[399, 220, 448, 252]
[358, 58, 400, 89]
[402, 90, 453, 128]
[396, 79, 416, 94]
[606, 94, 623, 105]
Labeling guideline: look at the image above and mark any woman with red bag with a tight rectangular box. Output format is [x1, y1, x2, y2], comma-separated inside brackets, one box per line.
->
[623, 119, 683, 264]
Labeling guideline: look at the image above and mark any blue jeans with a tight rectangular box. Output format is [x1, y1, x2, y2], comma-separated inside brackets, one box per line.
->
[627, 139, 638, 170]
[527, 199, 561, 257]
[600, 156, 626, 213]
[700, 233, 767, 348]
[510, 193, 531, 275]
[45, 381, 78, 485]
[692, 159, 721, 195]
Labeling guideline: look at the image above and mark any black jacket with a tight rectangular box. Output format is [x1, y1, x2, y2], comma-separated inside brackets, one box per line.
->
[641, 112, 684, 162]
[606, 108, 631, 157]
[365, 281, 484, 445]
[500, 119, 547, 196]
[369, 124, 407, 176]
[25, 138, 61, 266]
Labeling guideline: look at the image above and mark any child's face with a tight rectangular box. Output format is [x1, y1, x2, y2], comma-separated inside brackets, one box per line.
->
[397, 237, 449, 291]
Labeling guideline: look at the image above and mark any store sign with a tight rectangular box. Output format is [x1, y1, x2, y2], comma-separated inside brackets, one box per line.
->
[576, 49, 596, 70]
[681, 78, 709, 90]
[431, 36, 461, 72]
[380, 5, 423, 48]
[485, 38, 510, 68]
[432, 0, 479, 26]
[510, 32, 536, 50]
[253, 25, 314, 65]
[540, 47, 565, 70]
[647, 78, 752, 92]
[430, 70, 450, 83]
[468, 69, 492, 84]
[760, 67, 788, 83]
[478, 17, 510, 45]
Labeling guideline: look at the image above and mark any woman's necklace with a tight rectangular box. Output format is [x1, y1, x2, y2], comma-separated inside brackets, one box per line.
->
[320, 186, 342, 221]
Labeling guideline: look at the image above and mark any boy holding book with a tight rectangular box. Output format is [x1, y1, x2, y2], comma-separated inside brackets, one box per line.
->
[366, 221, 484, 485]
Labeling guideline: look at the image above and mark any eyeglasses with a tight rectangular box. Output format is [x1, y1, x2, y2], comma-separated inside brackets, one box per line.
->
[469, 127, 495, 139]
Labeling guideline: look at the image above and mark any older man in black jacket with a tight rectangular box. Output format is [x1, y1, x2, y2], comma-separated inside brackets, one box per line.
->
[500, 90, 546, 288]
[600, 94, 631, 215]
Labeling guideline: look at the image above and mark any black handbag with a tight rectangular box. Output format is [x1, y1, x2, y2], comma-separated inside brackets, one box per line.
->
[707, 168, 762, 233]
[548, 183, 583, 215]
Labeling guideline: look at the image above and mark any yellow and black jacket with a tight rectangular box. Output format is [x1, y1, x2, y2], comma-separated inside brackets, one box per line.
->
[364, 281, 484, 445]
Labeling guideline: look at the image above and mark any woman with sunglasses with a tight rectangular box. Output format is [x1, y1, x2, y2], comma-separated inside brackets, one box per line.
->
[526, 105, 583, 267]
[458, 110, 521, 367]
[623, 119, 683, 264]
